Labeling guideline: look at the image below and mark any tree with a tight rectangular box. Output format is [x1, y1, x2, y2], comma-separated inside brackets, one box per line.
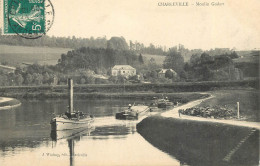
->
[190, 54, 200, 65]
[15, 74, 24, 85]
[0, 75, 8, 86]
[165, 70, 174, 79]
[229, 51, 239, 59]
[24, 74, 33, 85]
[179, 70, 187, 81]
[200, 52, 213, 64]
[107, 37, 129, 50]
[201, 66, 211, 81]
[15, 67, 23, 75]
[33, 73, 43, 85]
[150, 70, 158, 78]
[43, 72, 50, 84]
[138, 54, 144, 64]
[163, 50, 184, 74]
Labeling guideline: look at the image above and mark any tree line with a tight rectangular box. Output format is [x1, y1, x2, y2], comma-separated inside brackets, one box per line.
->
[0, 44, 241, 86]
[0, 30, 168, 55]
[162, 50, 240, 81]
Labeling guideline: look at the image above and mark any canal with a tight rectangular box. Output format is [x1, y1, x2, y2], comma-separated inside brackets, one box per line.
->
[0, 99, 180, 166]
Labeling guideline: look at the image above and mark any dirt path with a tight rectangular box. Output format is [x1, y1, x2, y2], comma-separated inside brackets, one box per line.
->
[161, 95, 260, 130]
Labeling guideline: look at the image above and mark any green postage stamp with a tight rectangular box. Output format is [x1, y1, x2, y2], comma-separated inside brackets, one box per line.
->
[2, 0, 54, 39]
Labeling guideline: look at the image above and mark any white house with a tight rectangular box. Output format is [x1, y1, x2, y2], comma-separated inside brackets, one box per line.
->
[111, 65, 136, 78]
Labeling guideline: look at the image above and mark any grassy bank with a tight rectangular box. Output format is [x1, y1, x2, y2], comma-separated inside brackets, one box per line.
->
[0, 80, 257, 99]
[137, 116, 259, 166]
[1, 92, 208, 104]
[197, 90, 259, 122]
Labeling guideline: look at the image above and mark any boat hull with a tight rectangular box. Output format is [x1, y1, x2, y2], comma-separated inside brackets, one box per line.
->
[115, 105, 150, 120]
[115, 112, 138, 120]
[51, 117, 94, 131]
[157, 102, 174, 108]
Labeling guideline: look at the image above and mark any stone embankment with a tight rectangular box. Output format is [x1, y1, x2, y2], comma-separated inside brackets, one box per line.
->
[137, 94, 259, 165]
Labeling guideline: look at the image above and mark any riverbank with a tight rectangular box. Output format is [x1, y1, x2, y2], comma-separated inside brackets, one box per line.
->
[161, 95, 260, 128]
[137, 91, 259, 165]
[137, 116, 259, 166]
[196, 90, 259, 122]
[0, 90, 209, 104]
[0, 80, 257, 99]
[0, 97, 21, 110]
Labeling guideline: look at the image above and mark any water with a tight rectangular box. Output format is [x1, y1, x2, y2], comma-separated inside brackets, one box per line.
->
[0, 99, 180, 166]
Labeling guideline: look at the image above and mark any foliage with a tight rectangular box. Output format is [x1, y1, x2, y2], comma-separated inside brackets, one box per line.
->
[107, 37, 129, 50]
[165, 70, 174, 79]
[57, 47, 140, 73]
[138, 54, 144, 64]
[184, 52, 239, 81]
[163, 50, 185, 74]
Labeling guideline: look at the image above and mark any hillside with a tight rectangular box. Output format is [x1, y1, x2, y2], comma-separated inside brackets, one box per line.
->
[233, 55, 259, 64]
[142, 54, 165, 65]
[0, 45, 71, 66]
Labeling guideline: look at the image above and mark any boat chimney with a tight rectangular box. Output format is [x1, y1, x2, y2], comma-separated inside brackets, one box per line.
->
[68, 78, 73, 113]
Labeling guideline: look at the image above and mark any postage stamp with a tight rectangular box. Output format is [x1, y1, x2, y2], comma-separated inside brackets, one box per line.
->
[3, 0, 54, 39]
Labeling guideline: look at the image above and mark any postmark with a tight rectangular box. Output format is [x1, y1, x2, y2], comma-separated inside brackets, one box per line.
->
[3, 0, 54, 39]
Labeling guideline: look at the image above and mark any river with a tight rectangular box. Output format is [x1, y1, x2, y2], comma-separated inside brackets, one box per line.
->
[0, 99, 181, 166]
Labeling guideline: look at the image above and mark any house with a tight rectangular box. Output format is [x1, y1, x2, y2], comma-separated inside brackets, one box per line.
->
[111, 65, 136, 78]
[158, 69, 177, 78]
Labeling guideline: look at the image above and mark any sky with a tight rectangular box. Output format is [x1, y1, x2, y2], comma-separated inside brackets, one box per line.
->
[2, 0, 260, 50]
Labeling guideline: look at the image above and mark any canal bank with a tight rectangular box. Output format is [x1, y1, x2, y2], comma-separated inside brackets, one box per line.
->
[137, 96, 259, 166]
[0, 97, 21, 110]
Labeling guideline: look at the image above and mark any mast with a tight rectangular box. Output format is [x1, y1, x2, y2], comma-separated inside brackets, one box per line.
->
[68, 78, 73, 113]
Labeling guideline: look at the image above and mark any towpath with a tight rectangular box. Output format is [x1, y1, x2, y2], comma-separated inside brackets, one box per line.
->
[161, 95, 260, 130]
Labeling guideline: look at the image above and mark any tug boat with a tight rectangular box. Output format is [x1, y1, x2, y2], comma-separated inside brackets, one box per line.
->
[115, 104, 150, 120]
[50, 79, 94, 131]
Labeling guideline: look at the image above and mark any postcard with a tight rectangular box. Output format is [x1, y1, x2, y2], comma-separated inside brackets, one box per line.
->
[0, 0, 259, 166]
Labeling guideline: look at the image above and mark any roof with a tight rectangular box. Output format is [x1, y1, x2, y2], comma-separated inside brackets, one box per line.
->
[112, 65, 135, 70]
[158, 69, 176, 74]
[93, 74, 108, 79]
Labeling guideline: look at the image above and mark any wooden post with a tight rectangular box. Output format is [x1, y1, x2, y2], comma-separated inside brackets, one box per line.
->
[237, 102, 239, 118]
[68, 78, 73, 113]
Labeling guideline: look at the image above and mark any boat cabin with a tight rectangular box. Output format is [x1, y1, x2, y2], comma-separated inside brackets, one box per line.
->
[65, 111, 85, 119]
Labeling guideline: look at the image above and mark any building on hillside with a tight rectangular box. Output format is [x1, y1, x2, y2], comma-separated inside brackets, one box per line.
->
[158, 69, 177, 78]
[111, 65, 136, 78]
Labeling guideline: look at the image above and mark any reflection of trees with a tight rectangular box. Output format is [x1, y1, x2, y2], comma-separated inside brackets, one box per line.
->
[0, 109, 16, 129]
[51, 127, 95, 166]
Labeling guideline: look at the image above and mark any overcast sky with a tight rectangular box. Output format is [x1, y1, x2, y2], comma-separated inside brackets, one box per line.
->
[2, 0, 260, 50]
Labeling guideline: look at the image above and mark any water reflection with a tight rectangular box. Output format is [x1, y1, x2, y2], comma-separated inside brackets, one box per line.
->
[50, 127, 95, 166]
